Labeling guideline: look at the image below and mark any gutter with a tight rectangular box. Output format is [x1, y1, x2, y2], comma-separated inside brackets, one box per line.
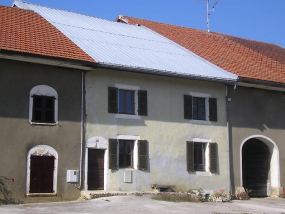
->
[98, 62, 237, 85]
[239, 77, 285, 91]
[0, 49, 98, 71]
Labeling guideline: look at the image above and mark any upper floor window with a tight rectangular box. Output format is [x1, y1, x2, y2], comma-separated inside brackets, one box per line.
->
[29, 85, 58, 125]
[119, 89, 135, 115]
[108, 84, 147, 119]
[184, 92, 217, 122]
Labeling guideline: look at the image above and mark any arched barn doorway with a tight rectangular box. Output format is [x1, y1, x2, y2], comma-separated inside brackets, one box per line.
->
[242, 138, 271, 197]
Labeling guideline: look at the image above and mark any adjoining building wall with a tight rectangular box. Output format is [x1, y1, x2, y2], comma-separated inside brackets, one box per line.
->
[85, 68, 230, 193]
[228, 85, 285, 196]
[0, 59, 82, 203]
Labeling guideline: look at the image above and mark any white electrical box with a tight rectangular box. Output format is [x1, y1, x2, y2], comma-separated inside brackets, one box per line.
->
[66, 170, 79, 183]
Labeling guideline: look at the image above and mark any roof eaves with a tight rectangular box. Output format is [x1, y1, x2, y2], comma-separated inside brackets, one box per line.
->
[98, 62, 237, 84]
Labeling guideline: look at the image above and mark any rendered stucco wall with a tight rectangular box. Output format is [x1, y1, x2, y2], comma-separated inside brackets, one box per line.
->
[0, 59, 82, 203]
[85, 68, 230, 193]
[228, 85, 285, 196]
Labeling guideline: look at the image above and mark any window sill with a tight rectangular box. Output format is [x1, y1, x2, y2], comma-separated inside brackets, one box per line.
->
[30, 121, 57, 126]
[189, 120, 212, 125]
[189, 171, 212, 176]
[115, 114, 141, 120]
[26, 193, 57, 197]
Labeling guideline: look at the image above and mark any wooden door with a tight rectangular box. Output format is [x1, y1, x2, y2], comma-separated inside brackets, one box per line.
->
[88, 149, 105, 190]
[242, 139, 271, 197]
[30, 156, 54, 193]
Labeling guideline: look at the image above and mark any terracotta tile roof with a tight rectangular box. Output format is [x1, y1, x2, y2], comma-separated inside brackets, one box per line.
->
[118, 16, 285, 84]
[0, 5, 95, 63]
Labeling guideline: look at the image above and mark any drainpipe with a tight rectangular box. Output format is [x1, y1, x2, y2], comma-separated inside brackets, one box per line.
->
[75, 71, 85, 189]
[225, 84, 231, 195]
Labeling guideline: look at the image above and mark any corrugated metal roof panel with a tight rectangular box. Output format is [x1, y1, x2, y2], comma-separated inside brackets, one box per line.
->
[14, 0, 237, 82]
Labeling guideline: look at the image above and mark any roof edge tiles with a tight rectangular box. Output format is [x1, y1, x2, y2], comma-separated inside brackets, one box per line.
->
[14, 0, 238, 84]
[1, 4, 96, 65]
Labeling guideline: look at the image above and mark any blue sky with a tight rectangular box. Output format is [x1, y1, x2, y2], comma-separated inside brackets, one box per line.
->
[2, 0, 285, 48]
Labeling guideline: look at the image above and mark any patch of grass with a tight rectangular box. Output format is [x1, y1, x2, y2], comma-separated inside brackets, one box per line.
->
[135, 193, 143, 196]
[151, 194, 198, 203]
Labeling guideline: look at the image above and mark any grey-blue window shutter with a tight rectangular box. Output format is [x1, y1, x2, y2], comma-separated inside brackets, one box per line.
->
[138, 140, 148, 170]
[108, 87, 118, 113]
[184, 95, 192, 119]
[109, 139, 118, 169]
[138, 90, 147, 116]
[209, 143, 218, 173]
[186, 141, 194, 172]
[209, 98, 217, 121]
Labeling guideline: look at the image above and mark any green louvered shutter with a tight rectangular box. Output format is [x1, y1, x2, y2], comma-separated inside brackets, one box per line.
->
[138, 140, 148, 170]
[108, 87, 118, 113]
[138, 90, 147, 116]
[109, 139, 118, 169]
[186, 141, 194, 172]
[209, 98, 217, 122]
[209, 143, 218, 173]
[184, 95, 192, 119]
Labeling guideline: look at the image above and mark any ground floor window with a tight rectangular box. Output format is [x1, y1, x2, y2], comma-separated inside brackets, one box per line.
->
[119, 140, 134, 168]
[194, 142, 206, 171]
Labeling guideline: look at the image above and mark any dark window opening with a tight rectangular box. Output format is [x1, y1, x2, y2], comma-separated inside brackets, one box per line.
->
[30, 156, 54, 193]
[32, 95, 55, 123]
[119, 140, 133, 168]
[194, 142, 206, 171]
[119, 89, 134, 114]
[193, 97, 206, 120]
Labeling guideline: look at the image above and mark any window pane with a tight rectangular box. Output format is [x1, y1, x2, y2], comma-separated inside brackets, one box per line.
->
[126, 91, 133, 114]
[33, 110, 42, 121]
[125, 154, 132, 167]
[45, 98, 54, 109]
[45, 111, 54, 122]
[34, 97, 42, 108]
[194, 142, 205, 171]
[119, 90, 125, 113]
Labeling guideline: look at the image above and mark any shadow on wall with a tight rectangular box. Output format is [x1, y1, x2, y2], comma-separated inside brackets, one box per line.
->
[0, 177, 22, 205]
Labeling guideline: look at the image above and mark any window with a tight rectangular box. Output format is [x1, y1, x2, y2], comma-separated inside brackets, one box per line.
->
[32, 96, 55, 123]
[193, 97, 206, 120]
[109, 138, 148, 170]
[119, 90, 134, 114]
[194, 142, 206, 171]
[26, 145, 58, 195]
[29, 85, 58, 125]
[187, 140, 218, 173]
[184, 92, 217, 122]
[119, 140, 134, 168]
[108, 84, 147, 119]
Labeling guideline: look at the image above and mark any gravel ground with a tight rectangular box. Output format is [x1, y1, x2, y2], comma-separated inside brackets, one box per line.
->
[0, 195, 285, 214]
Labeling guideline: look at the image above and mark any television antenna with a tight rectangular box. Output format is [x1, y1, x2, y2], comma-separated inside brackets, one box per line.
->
[196, 0, 220, 32]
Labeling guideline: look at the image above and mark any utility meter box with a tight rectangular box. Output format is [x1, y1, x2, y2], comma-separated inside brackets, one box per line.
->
[66, 170, 79, 183]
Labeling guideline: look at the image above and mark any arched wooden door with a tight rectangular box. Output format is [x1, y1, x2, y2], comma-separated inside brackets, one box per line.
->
[242, 139, 271, 197]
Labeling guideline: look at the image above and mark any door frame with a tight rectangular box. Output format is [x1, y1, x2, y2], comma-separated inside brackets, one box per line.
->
[240, 135, 280, 196]
[87, 148, 105, 190]
[85, 137, 108, 191]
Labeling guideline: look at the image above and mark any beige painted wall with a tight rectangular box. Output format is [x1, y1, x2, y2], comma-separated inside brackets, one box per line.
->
[85, 68, 230, 193]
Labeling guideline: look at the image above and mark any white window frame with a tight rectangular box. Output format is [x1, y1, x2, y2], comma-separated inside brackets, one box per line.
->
[191, 137, 212, 176]
[189, 92, 211, 125]
[29, 85, 58, 125]
[26, 145, 58, 196]
[115, 84, 140, 120]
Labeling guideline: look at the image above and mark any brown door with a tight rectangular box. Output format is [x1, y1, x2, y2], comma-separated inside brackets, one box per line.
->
[30, 156, 54, 193]
[88, 149, 104, 190]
